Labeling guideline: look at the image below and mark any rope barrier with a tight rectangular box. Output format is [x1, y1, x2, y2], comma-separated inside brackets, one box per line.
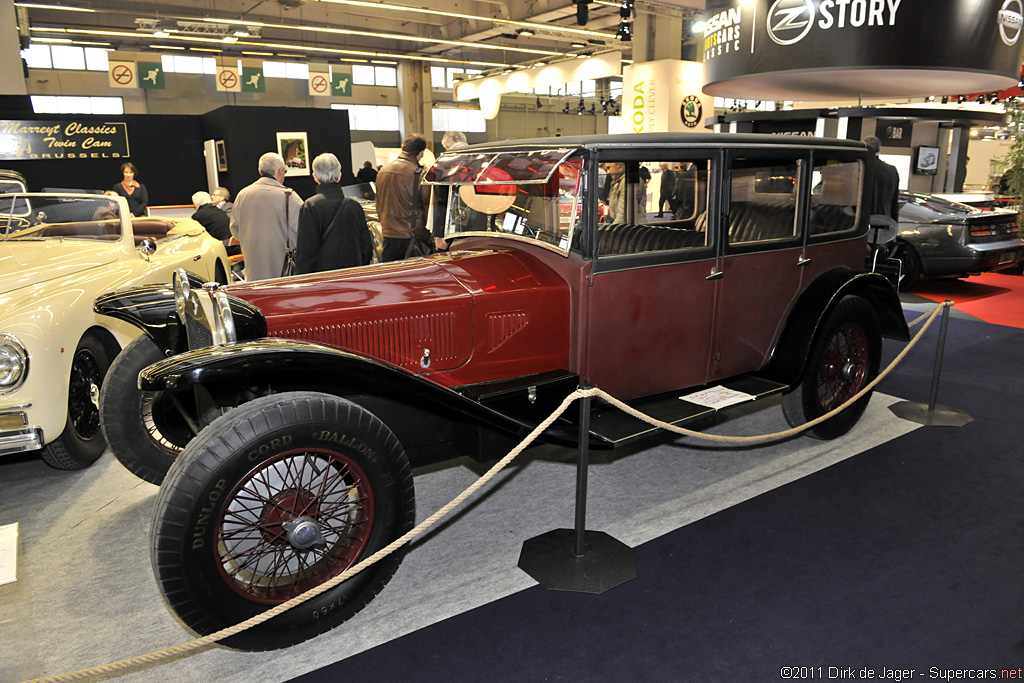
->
[22, 301, 949, 683]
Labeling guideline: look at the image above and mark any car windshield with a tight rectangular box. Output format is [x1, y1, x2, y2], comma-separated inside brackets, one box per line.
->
[0, 194, 123, 241]
[431, 151, 584, 254]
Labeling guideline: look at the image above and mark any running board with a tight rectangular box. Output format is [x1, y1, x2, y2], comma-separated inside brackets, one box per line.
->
[584, 376, 789, 447]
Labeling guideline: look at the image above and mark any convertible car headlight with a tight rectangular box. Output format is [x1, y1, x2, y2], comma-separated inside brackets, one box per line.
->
[0, 334, 28, 393]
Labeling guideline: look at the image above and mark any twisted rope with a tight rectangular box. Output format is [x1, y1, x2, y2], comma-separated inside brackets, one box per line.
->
[23, 302, 948, 683]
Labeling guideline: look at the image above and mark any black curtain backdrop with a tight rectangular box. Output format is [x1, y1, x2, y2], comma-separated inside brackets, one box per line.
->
[0, 103, 354, 205]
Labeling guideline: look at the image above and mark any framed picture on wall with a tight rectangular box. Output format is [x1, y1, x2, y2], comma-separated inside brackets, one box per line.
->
[276, 131, 310, 177]
[216, 139, 227, 172]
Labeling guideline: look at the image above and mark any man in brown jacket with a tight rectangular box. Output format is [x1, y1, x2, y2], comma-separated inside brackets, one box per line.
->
[376, 134, 431, 262]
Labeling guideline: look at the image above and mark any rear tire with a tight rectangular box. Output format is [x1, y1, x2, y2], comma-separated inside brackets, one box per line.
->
[892, 241, 921, 290]
[150, 391, 415, 650]
[100, 335, 193, 484]
[41, 333, 111, 470]
[782, 296, 881, 440]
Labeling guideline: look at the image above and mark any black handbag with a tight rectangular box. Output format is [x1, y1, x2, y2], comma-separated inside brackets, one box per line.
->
[280, 189, 297, 277]
[404, 236, 433, 258]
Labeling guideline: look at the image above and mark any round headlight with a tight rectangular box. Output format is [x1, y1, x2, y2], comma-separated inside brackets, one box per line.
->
[0, 334, 28, 393]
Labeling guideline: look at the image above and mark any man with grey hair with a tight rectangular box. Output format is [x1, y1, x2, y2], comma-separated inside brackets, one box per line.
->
[211, 186, 233, 215]
[431, 131, 468, 249]
[295, 152, 372, 274]
[230, 151, 302, 280]
[190, 190, 230, 241]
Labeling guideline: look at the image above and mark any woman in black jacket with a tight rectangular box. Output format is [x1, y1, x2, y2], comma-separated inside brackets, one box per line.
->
[112, 162, 149, 216]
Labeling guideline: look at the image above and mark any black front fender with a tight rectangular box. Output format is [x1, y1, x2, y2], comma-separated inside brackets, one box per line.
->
[139, 338, 587, 451]
[94, 276, 266, 355]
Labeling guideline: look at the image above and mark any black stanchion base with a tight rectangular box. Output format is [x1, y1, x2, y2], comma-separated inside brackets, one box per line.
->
[517, 529, 637, 594]
[890, 401, 973, 427]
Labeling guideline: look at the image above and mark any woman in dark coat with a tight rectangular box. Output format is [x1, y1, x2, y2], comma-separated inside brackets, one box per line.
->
[112, 162, 148, 217]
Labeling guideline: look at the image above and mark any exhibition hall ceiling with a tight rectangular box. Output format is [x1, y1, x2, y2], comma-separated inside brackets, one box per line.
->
[16, 0, 706, 70]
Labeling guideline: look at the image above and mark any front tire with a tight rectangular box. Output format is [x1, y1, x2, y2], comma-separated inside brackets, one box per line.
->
[41, 333, 112, 470]
[892, 241, 921, 290]
[100, 335, 194, 484]
[150, 392, 415, 650]
[782, 296, 881, 440]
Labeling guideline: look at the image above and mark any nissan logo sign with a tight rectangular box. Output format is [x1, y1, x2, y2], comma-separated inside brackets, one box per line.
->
[999, 0, 1023, 45]
[767, 0, 815, 45]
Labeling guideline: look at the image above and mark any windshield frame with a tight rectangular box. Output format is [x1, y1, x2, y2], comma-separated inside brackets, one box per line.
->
[0, 192, 129, 241]
[434, 152, 586, 257]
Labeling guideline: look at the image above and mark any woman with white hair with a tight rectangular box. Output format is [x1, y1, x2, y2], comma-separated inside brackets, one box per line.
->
[295, 152, 373, 274]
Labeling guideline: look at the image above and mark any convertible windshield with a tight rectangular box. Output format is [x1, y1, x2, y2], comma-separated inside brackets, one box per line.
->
[438, 154, 584, 253]
[0, 194, 123, 241]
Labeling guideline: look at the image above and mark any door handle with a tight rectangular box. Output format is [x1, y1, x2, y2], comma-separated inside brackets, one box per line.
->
[797, 255, 811, 267]
[706, 266, 723, 281]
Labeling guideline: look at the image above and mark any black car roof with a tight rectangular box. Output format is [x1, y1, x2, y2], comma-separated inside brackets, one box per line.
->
[460, 132, 868, 154]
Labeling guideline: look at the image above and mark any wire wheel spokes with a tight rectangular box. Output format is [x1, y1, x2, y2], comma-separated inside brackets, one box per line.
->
[68, 348, 101, 439]
[816, 322, 868, 411]
[216, 449, 375, 604]
[140, 391, 191, 454]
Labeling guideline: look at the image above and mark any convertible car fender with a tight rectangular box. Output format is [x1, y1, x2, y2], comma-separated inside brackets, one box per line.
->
[93, 276, 266, 355]
[138, 337, 589, 460]
[758, 269, 910, 387]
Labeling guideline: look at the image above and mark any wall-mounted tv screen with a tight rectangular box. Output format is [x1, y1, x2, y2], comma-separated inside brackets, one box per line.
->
[914, 145, 940, 175]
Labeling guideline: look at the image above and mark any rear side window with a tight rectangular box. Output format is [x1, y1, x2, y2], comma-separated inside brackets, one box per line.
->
[810, 159, 862, 235]
[728, 161, 799, 245]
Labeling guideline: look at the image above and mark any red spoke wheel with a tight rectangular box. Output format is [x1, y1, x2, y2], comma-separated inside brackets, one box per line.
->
[782, 296, 881, 440]
[151, 392, 415, 650]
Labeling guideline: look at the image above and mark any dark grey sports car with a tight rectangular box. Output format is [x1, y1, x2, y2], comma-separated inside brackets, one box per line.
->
[891, 191, 1023, 289]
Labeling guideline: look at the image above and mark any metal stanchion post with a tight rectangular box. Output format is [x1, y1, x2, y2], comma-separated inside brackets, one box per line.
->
[517, 384, 637, 593]
[890, 300, 973, 427]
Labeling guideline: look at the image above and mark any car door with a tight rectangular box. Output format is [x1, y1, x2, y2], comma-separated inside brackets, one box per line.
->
[707, 149, 808, 381]
[582, 152, 719, 400]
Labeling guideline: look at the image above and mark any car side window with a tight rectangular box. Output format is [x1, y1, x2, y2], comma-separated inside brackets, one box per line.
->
[727, 160, 799, 245]
[809, 158, 862, 235]
[595, 159, 709, 256]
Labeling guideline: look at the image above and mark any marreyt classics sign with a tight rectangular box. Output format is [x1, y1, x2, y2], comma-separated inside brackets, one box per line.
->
[702, 0, 1024, 100]
[0, 120, 130, 160]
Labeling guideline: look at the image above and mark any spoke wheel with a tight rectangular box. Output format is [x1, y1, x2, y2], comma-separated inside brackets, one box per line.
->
[151, 391, 415, 650]
[217, 448, 375, 605]
[782, 296, 881, 440]
[41, 333, 112, 470]
[816, 322, 869, 413]
[68, 347, 102, 440]
[101, 335, 195, 484]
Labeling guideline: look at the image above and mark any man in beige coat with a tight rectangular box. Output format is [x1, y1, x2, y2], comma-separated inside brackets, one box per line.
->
[230, 152, 303, 281]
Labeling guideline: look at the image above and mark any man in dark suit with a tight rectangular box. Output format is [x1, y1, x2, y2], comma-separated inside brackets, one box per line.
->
[864, 136, 900, 221]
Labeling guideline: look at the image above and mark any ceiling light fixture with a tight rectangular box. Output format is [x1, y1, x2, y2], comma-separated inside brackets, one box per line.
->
[517, 29, 535, 37]
[14, 2, 95, 11]
[316, 0, 614, 39]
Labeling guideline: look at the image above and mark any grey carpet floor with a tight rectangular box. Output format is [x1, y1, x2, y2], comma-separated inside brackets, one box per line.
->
[0, 393, 919, 683]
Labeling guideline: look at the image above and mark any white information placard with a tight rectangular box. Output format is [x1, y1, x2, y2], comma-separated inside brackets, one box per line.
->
[0, 522, 18, 585]
[680, 386, 754, 410]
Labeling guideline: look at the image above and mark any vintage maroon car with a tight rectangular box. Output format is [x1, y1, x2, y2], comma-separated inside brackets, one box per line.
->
[95, 133, 908, 650]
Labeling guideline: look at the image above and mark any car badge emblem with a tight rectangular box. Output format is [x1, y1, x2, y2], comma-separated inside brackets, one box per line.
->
[767, 0, 815, 46]
[681, 95, 703, 128]
[999, 0, 1023, 45]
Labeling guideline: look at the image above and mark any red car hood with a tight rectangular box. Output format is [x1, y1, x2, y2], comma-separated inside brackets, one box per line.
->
[225, 250, 571, 381]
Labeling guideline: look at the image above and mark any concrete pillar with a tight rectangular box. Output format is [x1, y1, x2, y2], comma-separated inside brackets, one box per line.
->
[1, 0, 27, 95]
[397, 61, 432, 150]
[632, 12, 683, 63]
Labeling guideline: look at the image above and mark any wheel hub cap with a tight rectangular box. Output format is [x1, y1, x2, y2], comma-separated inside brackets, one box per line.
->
[281, 517, 327, 550]
[89, 382, 100, 410]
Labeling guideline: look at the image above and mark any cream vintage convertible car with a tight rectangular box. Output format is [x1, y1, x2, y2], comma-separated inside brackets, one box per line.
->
[0, 192, 229, 470]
